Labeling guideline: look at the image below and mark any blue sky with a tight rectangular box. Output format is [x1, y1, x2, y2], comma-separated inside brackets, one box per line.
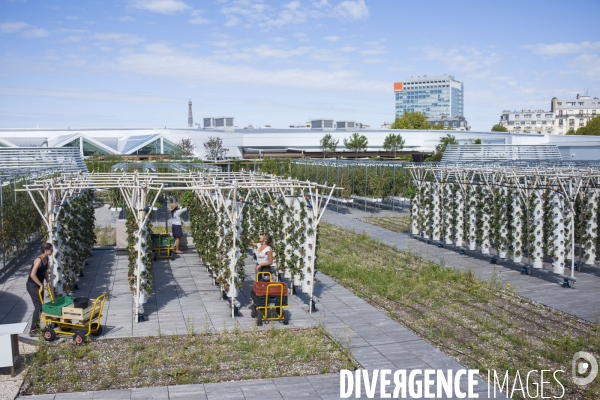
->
[0, 0, 599, 131]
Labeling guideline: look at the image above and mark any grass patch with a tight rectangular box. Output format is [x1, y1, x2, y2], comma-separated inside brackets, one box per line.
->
[317, 223, 600, 399]
[22, 327, 356, 395]
[94, 225, 116, 246]
[361, 215, 411, 233]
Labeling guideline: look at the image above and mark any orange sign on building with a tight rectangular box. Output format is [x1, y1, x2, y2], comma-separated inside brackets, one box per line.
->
[393, 82, 404, 92]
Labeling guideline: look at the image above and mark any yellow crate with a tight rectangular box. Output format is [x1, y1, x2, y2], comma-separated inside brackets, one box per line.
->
[61, 304, 96, 320]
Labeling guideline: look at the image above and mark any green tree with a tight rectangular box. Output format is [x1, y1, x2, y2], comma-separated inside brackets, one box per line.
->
[171, 138, 196, 159]
[566, 128, 577, 135]
[203, 137, 227, 160]
[319, 133, 339, 158]
[470, 138, 482, 144]
[390, 111, 431, 130]
[431, 123, 445, 130]
[491, 124, 508, 132]
[426, 133, 458, 162]
[343, 132, 368, 158]
[575, 115, 600, 135]
[382, 133, 405, 158]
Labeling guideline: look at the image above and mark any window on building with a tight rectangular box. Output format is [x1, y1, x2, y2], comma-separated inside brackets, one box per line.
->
[515, 115, 519, 120]
[536, 114, 541, 118]
[579, 110, 583, 115]
[569, 119, 575, 126]
[545, 114, 553, 119]
[579, 102, 584, 106]
[593, 110, 597, 115]
[524, 114, 531, 119]
[557, 102, 562, 105]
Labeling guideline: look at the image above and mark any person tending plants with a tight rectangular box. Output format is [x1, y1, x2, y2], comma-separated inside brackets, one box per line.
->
[170, 202, 188, 254]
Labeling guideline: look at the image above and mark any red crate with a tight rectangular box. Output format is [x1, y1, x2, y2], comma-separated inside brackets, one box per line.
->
[252, 282, 288, 297]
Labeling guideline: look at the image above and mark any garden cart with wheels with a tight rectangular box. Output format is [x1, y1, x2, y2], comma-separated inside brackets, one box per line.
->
[250, 280, 290, 326]
[151, 233, 176, 261]
[39, 285, 107, 345]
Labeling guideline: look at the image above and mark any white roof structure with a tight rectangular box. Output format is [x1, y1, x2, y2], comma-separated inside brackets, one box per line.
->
[1, 126, 600, 160]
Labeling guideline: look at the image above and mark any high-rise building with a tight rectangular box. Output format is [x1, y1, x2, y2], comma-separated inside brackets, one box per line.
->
[188, 100, 193, 127]
[394, 74, 464, 118]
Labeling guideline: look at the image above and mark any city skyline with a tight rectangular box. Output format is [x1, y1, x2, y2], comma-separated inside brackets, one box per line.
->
[0, 0, 599, 131]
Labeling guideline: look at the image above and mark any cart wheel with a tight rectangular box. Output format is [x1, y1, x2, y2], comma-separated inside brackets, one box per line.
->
[256, 311, 263, 326]
[282, 310, 290, 326]
[250, 305, 257, 319]
[91, 323, 103, 337]
[58, 319, 72, 332]
[42, 327, 56, 342]
[73, 330, 87, 345]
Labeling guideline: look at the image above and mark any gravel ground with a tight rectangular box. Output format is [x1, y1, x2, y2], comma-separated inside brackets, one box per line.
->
[0, 341, 36, 400]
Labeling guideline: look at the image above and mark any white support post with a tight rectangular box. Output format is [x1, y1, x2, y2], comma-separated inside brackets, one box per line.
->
[444, 183, 453, 245]
[480, 186, 491, 255]
[512, 188, 524, 263]
[432, 182, 441, 241]
[532, 189, 545, 269]
[454, 186, 464, 247]
[468, 185, 477, 251]
[552, 191, 565, 274]
[584, 189, 598, 265]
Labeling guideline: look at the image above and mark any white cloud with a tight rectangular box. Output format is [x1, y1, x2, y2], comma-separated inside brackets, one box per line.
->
[220, 0, 369, 30]
[224, 16, 240, 27]
[272, 37, 285, 42]
[119, 16, 136, 22]
[0, 22, 29, 34]
[129, 0, 190, 14]
[23, 28, 49, 38]
[523, 41, 600, 55]
[188, 9, 209, 24]
[324, 35, 340, 42]
[0, 22, 49, 38]
[0, 86, 179, 104]
[106, 43, 388, 92]
[360, 47, 385, 56]
[566, 54, 600, 80]
[421, 45, 502, 79]
[333, 0, 368, 20]
[340, 46, 356, 52]
[93, 33, 144, 45]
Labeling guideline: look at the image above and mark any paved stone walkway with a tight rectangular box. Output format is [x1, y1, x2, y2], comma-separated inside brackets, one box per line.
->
[321, 207, 600, 323]
[1, 223, 509, 399]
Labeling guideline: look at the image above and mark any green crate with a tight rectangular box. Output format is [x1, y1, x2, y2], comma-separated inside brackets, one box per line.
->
[42, 296, 73, 316]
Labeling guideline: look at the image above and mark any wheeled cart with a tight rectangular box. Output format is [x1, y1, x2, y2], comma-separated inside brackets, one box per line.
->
[152, 233, 176, 260]
[250, 280, 290, 326]
[39, 286, 106, 345]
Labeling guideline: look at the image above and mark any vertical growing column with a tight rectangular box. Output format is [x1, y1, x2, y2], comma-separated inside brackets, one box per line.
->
[411, 184, 422, 235]
[480, 186, 491, 255]
[583, 189, 597, 265]
[454, 186, 464, 247]
[431, 182, 441, 241]
[531, 190, 545, 269]
[422, 182, 432, 240]
[552, 191, 565, 274]
[468, 185, 478, 251]
[444, 183, 454, 245]
[511, 189, 524, 263]
[497, 186, 509, 259]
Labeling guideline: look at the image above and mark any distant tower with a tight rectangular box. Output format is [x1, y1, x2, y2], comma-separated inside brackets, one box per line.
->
[188, 99, 193, 127]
